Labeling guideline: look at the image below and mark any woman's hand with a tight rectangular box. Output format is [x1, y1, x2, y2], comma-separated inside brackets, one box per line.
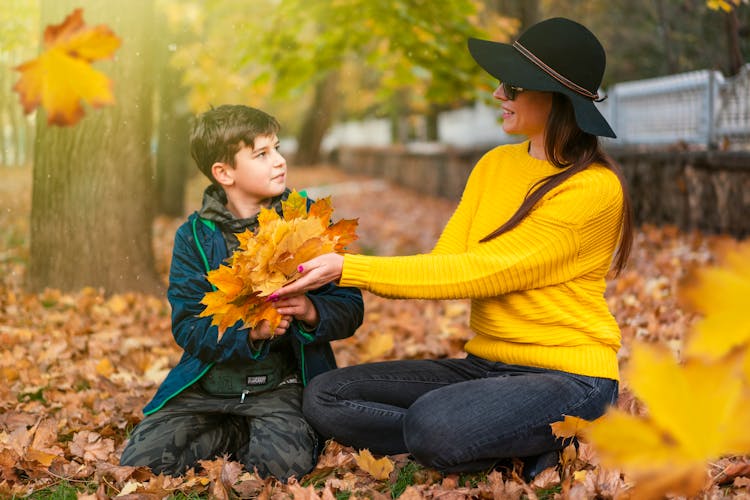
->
[270, 253, 344, 299]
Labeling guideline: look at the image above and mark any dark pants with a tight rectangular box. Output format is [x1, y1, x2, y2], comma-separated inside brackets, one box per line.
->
[120, 383, 316, 480]
[302, 355, 618, 473]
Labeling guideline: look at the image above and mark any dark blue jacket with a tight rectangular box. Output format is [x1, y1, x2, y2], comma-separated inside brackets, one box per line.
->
[143, 211, 364, 415]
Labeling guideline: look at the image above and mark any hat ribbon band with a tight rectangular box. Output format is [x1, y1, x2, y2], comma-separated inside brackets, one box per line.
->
[512, 41, 604, 101]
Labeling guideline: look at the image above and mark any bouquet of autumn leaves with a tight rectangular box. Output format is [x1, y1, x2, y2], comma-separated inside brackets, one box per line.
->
[199, 191, 358, 341]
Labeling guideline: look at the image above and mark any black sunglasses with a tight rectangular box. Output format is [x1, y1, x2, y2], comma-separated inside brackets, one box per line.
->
[500, 82, 524, 100]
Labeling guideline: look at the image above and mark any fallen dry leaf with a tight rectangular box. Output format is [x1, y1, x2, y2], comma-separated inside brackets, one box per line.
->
[354, 449, 394, 480]
[1, 165, 749, 498]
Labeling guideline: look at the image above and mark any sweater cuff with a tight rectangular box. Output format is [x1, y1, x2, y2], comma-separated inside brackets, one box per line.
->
[340, 254, 372, 289]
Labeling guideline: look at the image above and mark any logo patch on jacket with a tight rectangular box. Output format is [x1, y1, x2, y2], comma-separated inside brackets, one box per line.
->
[247, 375, 268, 386]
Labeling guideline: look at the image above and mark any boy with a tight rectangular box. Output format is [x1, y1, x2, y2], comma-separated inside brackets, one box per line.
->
[120, 105, 364, 480]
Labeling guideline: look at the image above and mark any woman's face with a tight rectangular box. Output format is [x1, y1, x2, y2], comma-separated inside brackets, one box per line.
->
[493, 84, 553, 144]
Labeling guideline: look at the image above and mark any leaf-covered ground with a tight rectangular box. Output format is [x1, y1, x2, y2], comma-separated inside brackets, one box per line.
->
[1, 164, 749, 499]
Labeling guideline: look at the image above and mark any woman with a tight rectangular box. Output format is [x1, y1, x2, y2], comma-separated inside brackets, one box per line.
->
[271, 17, 632, 479]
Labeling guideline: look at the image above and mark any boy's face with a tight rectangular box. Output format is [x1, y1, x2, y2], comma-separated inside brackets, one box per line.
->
[228, 134, 287, 204]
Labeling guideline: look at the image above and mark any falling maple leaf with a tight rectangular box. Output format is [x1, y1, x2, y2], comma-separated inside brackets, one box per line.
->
[13, 8, 121, 126]
[199, 190, 358, 339]
[585, 341, 750, 499]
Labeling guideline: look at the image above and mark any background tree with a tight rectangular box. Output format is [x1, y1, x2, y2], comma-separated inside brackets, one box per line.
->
[153, 5, 194, 217]
[171, 0, 516, 163]
[540, 0, 749, 84]
[29, 0, 161, 294]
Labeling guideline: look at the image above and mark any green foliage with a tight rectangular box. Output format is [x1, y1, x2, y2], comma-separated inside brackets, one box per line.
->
[0, 0, 40, 54]
[166, 0, 514, 126]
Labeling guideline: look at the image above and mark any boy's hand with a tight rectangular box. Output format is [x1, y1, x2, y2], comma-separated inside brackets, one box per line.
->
[249, 317, 291, 340]
[272, 295, 319, 330]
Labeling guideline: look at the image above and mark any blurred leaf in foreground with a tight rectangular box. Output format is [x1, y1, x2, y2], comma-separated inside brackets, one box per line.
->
[680, 239, 750, 360]
[13, 8, 121, 126]
[586, 342, 750, 499]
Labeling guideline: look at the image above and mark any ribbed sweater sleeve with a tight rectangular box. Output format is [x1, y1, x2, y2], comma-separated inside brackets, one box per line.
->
[342, 217, 579, 299]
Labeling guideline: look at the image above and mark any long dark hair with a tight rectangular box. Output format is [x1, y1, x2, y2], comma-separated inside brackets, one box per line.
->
[479, 93, 633, 276]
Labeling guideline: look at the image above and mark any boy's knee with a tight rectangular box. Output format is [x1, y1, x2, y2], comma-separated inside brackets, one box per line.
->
[120, 439, 185, 476]
[244, 413, 317, 480]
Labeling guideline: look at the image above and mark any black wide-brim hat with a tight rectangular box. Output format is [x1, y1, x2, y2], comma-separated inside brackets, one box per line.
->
[468, 17, 616, 138]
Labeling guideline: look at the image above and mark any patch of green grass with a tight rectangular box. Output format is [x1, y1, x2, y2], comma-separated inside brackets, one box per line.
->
[390, 461, 422, 498]
[535, 484, 562, 500]
[458, 470, 487, 488]
[334, 491, 351, 500]
[74, 379, 91, 392]
[23, 481, 93, 499]
[17, 386, 46, 404]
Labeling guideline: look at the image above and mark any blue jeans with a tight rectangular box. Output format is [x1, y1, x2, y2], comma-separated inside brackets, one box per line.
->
[303, 355, 618, 473]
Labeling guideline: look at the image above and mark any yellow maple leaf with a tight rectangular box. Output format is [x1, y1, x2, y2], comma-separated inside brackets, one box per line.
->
[205, 264, 244, 299]
[550, 414, 591, 442]
[585, 342, 750, 498]
[273, 237, 336, 277]
[282, 190, 308, 220]
[680, 240, 750, 360]
[308, 196, 334, 222]
[201, 191, 358, 339]
[13, 8, 121, 126]
[354, 449, 394, 480]
[326, 218, 360, 252]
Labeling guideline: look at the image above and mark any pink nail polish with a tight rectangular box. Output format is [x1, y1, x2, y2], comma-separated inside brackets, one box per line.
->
[265, 294, 277, 302]
[298, 265, 304, 272]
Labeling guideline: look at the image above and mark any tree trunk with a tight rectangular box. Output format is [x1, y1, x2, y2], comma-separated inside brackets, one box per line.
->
[155, 109, 191, 216]
[518, 0, 541, 30]
[294, 72, 339, 166]
[655, 0, 677, 73]
[425, 105, 439, 142]
[29, 0, 161, 294]
[154, 16, 191, 217]
[0, 65, 8, 166]
[725, 8, 744, 76]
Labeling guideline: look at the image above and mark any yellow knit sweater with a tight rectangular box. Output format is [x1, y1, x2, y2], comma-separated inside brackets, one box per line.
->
[340, 142, 624, 380]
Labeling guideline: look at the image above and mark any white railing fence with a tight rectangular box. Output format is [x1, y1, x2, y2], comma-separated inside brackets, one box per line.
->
[325, 63, 750, 152]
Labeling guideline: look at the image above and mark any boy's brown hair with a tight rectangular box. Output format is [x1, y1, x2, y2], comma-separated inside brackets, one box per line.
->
[190, 105, 281, 184]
